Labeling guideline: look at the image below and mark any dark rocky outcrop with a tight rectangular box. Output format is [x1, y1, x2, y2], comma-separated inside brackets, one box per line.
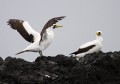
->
[0, 51, 120, 84]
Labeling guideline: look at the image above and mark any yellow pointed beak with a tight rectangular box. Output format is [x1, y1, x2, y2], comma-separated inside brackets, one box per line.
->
[54, 24, 63, 28]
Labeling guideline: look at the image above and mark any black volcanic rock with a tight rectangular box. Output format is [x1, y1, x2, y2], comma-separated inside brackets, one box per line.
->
[0, 52, 120, 84]
[0, 57, 3, 62]
[5, 56, 14, 61]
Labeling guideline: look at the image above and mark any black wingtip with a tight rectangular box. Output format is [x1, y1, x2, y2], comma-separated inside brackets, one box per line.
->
[70, 52, 76, 55]
[69, 52, 75, 56]
[53, 16, 66, 20]
[60, 16, 66, 18]
[7, 19, 11, 24]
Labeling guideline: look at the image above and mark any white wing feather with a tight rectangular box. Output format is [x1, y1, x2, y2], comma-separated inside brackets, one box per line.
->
[23, 21, 40, 41]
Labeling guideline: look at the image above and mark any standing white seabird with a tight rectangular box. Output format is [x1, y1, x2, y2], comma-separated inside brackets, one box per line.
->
[70, 31, 103, 60]
[7, 16, 65, 56]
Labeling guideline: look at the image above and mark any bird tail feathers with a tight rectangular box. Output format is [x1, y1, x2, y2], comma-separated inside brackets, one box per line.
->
[15, 50, 27, 55]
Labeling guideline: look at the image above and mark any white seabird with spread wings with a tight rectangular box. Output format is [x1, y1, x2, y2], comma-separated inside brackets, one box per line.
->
[7, 16, 65, 56]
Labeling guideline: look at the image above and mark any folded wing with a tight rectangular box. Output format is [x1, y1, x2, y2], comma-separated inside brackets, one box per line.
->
[71, 45, 96, 55]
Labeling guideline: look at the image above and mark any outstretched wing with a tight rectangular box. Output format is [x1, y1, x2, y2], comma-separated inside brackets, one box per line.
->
[7, 19, 39, 43]
[40, 16, 66, 41]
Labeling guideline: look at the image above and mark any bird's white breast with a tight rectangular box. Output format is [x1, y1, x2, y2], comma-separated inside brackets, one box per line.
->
[40, 28, 54, 50]
[23, 28, 54, 52]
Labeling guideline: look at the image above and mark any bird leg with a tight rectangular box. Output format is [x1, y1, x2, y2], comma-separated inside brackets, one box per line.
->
[39, 51, 43, 56]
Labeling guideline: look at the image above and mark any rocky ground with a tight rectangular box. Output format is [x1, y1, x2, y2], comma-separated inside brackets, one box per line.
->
[0, 51, 120, 84]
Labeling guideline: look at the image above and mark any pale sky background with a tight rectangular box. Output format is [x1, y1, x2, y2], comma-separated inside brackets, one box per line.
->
[0, 0, 120, 62]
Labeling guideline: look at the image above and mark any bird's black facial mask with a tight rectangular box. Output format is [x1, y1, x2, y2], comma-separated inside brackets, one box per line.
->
[53, 24, 63, 29]
[97, 32, 101, 36]
[53, 25, 56, 29]
[96, 31, 102, 36]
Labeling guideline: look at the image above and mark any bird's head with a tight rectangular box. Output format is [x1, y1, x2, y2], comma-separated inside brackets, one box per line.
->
[96, 31, 103, 42]
[96, 31, 102, 36]
[53, 24, 63, 29]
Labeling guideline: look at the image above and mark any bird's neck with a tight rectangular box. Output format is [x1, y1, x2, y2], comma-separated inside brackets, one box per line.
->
[46, 27, 54, 34]
[44, 28, 54, 39]
[96, 36, 103, 42]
